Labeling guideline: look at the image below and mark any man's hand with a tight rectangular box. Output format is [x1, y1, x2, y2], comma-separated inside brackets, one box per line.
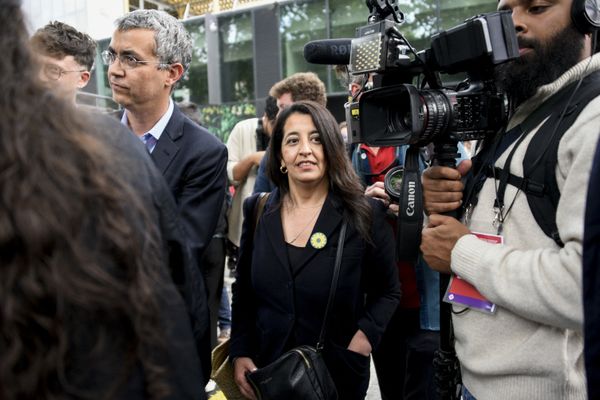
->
[421, 214, 471, 273]
[232, 151, 266, 182]
[233, 357, 258, 399]
[422, 159, 472, 215]
[365, 181, 399, 214]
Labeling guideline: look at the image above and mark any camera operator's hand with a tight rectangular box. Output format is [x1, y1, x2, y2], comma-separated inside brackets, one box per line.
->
[365, 181, 399, 214]
[422, 159, 472, 215]
[421, 214, 471, 273]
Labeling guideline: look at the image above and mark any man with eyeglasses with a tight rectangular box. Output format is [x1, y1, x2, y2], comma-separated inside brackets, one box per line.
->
[105, 9, 227, 391]
[30, 21, 95, 105]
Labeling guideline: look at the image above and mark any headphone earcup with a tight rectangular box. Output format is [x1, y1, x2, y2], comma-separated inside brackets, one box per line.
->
[572, 0, 600, 33]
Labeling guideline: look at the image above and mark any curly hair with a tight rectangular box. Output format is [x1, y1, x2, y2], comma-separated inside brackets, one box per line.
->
[269, 72, 327, 106]
[0, 4, 169, 399]
[267, 101, 372, 241]
[30, 21, 97, 70]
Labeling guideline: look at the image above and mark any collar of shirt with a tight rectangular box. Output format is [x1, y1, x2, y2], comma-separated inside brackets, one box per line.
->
[120, 98, 174, 149]
[359, 144, 397, 184]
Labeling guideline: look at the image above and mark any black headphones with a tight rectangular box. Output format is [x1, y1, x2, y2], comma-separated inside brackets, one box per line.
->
[572, 0, 600, 33]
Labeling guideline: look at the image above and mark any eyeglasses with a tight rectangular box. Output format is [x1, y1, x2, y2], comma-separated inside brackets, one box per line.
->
[42, 63, 86, 81]
[101, 50, 169, 70]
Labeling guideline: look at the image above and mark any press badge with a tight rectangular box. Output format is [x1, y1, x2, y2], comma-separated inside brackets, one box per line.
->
[443, 231, 503, 314]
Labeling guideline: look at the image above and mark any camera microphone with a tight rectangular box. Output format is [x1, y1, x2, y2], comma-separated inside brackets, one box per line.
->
[303, 39, 352, 65]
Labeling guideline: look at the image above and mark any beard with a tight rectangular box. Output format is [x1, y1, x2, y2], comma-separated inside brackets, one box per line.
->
[494, 23, 585, 106]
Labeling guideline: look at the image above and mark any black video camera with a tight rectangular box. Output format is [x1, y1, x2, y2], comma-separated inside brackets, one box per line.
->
[304, 1, 519, 264]
[304, 0, 518, 152]
[346, 4, 518, 149]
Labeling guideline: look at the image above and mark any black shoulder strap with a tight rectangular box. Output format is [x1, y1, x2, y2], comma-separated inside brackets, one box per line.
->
[316, 221, 348, 352]
[396, 144, 423, 263]
[480, 70, 600, 246]
[521, 70, 600, 246]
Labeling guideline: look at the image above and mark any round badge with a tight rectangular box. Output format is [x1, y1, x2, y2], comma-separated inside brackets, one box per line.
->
[310, 232, 327, 249]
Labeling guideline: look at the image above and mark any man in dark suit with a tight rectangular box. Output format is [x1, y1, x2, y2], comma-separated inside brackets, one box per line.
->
[104, 9, 227, 386]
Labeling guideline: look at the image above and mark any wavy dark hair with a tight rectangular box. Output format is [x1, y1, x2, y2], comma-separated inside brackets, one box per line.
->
[0, 3, 168, 399]
[267, 100, 372, 240]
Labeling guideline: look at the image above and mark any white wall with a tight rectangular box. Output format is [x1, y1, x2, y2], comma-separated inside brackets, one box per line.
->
[22, 0, 125, 40]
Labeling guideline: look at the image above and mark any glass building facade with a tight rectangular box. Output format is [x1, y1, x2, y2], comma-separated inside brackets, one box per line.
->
[92, 0, 497, 141]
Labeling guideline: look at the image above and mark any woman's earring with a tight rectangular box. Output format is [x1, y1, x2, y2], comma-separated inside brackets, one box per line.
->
[280, 164, 288, 174]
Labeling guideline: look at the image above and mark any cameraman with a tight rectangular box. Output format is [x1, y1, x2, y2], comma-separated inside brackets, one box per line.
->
[344, 71, 466, 400]
[420, 0, 600, 398]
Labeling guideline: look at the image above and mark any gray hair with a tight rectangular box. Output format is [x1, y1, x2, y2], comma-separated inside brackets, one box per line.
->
[115, 10, 192, 72]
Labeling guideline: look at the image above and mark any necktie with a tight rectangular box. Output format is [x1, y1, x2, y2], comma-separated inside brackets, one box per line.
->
[141, 133, 157, 153]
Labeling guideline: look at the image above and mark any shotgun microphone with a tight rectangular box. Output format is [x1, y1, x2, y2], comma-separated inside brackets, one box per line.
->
[303, 39, 352, 65]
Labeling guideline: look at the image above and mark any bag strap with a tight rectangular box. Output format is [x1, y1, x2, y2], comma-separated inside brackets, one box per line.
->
[463, 69, 600, 245]
[521, 70, 600, 246]
[252, 192, 270, 234]
[316, 220, 348, 351]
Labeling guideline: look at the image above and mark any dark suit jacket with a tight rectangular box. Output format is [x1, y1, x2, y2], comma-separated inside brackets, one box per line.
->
[151, 105, 228, 262]
[82, 113, 207, 399]
[584, 137, 600, 400]
[148, 105, 228, 379]
[230, 189, 400, 368]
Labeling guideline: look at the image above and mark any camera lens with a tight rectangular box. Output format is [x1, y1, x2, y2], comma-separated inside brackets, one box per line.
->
[417, 90, 452, 145]
[388, 109, 413, 132]
[402, 112, 413, 130]
[387, 87, 418, 136]
[384, 166, 404, 202]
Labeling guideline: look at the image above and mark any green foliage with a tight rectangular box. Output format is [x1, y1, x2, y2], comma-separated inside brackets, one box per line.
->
[199, 102, 256, 143]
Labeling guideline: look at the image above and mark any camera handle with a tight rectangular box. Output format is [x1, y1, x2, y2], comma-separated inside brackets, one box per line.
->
[432, 138, 463, 400]
[366, 0, 404, 24]
[395, 139, 462, 399]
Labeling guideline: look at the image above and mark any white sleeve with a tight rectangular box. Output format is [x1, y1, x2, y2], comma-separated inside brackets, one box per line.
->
[225, 122, 243, 185]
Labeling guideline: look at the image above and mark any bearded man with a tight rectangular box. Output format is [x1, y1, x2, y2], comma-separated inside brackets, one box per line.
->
[419, 0, 600, 398]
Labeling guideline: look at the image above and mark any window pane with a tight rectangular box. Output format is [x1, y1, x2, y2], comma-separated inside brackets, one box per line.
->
[439, 0, 498, 30]
[94, 38, 111, 98]
[219, 12, 254, 102]
[329, 0, 366, 93]
[330, 0, 367, 39]
[279, 0, 328, 89]
[179, 18, 209, 105]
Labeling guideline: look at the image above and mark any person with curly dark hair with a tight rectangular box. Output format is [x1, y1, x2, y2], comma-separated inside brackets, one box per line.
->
[268, 72, 327, 112]
[0, 2, 206, 399]
[30, 20, 96, 104]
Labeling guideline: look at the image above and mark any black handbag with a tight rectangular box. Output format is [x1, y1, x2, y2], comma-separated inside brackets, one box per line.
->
[245, 221, 348, 400]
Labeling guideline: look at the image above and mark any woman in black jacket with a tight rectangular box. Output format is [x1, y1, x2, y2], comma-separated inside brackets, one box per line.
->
[230, 101, 400, 399]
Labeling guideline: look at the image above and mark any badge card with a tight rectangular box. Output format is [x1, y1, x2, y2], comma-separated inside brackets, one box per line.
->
[443, 231, 503, 314]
